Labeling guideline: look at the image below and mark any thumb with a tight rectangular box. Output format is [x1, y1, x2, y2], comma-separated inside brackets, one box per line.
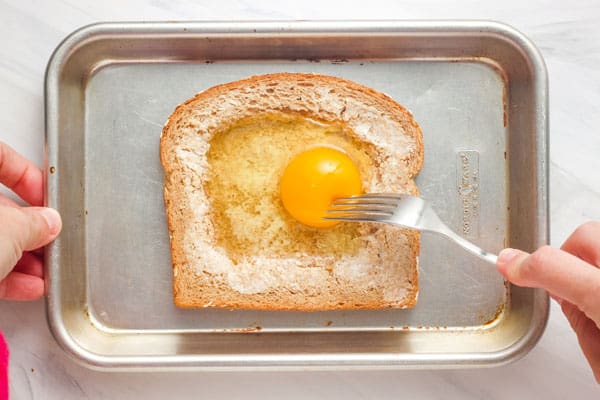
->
[0, 206, 62, 280]
[14, 207, 62, 251]
[497, 246, 600, 324]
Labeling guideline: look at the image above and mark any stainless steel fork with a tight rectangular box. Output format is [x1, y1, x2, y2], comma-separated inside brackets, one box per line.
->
[325, 193, 498, 265]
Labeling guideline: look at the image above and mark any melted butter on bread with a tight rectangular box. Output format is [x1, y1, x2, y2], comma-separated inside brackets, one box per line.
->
[206, 113, 373, 264]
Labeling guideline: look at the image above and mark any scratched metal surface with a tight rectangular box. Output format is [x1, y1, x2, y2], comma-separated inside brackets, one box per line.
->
[45, 21, 548, 369]
[84, 61, 505, 330]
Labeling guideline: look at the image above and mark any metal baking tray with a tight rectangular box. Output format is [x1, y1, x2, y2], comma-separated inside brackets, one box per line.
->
[45, 21, 549, 370]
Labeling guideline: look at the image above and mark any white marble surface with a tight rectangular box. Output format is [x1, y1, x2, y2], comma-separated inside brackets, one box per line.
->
[1, 0, 599, 398]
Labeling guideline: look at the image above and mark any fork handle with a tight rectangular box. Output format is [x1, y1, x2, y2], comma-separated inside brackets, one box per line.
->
[437, 225, 498, 265]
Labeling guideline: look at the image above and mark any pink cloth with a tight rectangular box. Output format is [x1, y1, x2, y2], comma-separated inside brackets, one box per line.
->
[0, 332, 8, 400]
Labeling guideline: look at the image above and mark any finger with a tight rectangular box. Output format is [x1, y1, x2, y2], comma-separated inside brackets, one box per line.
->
[14, 252, 44, 278]
[560, 300, 600, 383]
[0, 206, 62, 250]
[497, 247, 600, 323]
[0, 194, 19, 208]
[561, 221, 600, 268]
[0, 196, 45, 256]
[0, 271, 44, 301]
[549, 294, 564, 304]
[0, 206, 61, 280]
[0, 141, 43, 206]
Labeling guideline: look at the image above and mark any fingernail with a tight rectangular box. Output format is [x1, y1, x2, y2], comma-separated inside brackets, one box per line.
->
[497, 248, 522, 269]
[39, 208, 61, 235]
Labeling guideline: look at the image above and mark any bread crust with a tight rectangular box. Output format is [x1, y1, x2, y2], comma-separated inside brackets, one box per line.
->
[160, 73, 423, 310]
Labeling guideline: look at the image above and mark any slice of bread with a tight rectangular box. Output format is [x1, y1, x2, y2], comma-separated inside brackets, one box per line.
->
[160, 73, 424, 311]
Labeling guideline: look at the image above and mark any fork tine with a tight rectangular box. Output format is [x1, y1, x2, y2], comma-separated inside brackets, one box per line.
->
[331, 198, 398, 208]
[327, 203, 396, 212]
[331, 199, 397, 207]
[325, 208, 394, 216]
[322, 214, 388, 223]
[335, 193, 404, 202]
[332, 194, 405, 208]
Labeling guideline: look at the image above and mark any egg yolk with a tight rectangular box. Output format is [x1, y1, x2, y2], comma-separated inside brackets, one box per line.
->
[280, 147, 362, 228]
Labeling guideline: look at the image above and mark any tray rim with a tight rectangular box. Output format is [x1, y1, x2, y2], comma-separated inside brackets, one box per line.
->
[45, 19, 549, 371]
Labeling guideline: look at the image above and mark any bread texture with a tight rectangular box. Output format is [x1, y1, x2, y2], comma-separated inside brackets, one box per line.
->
[160, 73, 424, 311]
